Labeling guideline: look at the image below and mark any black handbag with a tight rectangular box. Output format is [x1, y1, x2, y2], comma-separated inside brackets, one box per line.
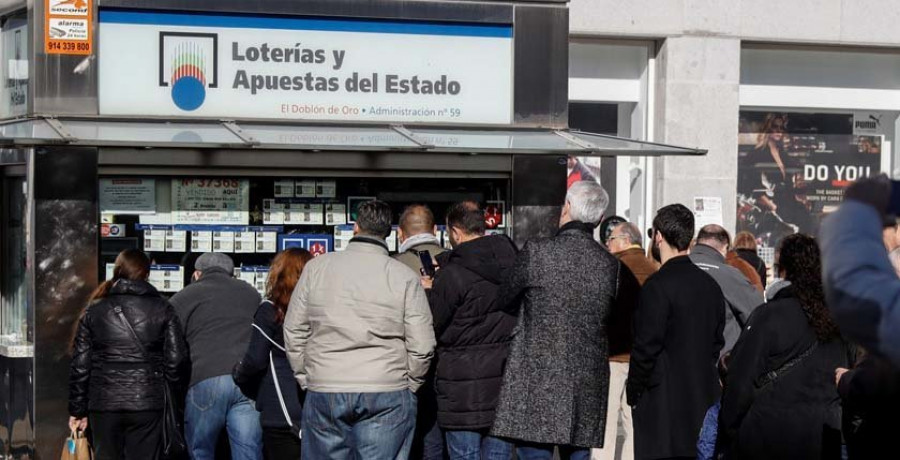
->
[113, 306, 189, 459]
[232, 358, 264, 400]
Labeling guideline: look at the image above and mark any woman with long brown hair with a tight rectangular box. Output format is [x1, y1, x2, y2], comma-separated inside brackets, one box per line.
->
[233, 248, 313, 459]
[718, 234, 849, 459]
[68, 249, 188, 459]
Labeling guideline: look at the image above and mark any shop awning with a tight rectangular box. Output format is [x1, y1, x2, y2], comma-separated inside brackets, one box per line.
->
[0, 117, 706, 157]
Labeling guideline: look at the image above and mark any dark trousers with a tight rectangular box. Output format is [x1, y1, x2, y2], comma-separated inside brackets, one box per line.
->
[516, 442, 589, 460]
[89, 410, 162, 460]
[262, 427, 301, 460]
[411, 376, 445, 460]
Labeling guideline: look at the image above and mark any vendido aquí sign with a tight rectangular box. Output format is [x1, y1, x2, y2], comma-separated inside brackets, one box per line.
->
[98, 10, 514, 124]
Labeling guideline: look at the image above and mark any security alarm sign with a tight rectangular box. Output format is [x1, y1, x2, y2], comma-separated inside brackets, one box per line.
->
[45, 0, 93, 55]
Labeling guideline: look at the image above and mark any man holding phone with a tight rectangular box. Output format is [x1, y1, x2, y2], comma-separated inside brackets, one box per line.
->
[393, 204, 448, 460]
[426, 201, 519, 459]
[395, 204, 447, 276]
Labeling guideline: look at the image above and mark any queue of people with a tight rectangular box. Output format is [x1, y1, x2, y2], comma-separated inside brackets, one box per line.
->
[67, 176, 900, 460]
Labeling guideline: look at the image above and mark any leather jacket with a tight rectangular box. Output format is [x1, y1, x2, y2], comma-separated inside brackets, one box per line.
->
[68, 279, 188, 416]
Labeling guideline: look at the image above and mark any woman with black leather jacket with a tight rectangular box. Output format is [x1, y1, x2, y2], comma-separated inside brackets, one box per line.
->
[68, 249, 188, 459]
[233, 248, 312, 459]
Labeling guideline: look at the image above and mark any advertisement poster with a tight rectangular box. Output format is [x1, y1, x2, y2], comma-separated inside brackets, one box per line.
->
[263, 199, 285, 225]
[172, 178, 249, 225]
[98, 10, 513, 124]
[45, 0, 92, 55]
[325, 203, 347, 225]
[191, 230, 213, 252]
[693, 197, 723, 230]
[737, 111, 881, 248]
[100, 178, 156, 214]
[274, 179, 294, 198]
[295, 180, 316, 198]
[148, 265, 184, 292]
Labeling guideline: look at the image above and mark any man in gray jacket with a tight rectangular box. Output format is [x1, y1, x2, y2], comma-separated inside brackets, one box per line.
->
[169, 253, 263, 459]
[690, 224, 765, 355]
[284, 200, 436, 459]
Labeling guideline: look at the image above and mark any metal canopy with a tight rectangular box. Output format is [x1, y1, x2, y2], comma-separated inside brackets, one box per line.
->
[0, 117, 706, 157]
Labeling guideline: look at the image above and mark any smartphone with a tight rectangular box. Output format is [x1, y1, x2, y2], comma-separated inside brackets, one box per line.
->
[418, 251, 436, 278]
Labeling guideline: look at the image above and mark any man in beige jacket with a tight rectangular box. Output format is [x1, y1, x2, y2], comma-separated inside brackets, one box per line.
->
[284, 200, 436, 459]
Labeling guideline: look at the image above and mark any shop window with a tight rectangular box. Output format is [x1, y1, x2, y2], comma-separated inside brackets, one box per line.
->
[568, 102, 618, 199]
[1, 176, 29, 345]
[0, 12, 28, 119]
[568, 102, 650, 234]
[99, 176, 509, 294]
[737, 110, 883, 271]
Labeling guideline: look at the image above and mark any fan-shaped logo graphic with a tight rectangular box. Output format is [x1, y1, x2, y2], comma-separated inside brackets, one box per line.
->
[171, 43, 208, 111]
[159, 32, 218, 112]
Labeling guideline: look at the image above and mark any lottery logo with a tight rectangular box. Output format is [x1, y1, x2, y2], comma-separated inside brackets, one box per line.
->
[159, 32, 218, 111]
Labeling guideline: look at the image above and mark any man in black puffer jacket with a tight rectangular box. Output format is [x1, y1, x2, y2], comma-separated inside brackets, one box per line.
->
[426, 201, 518, 458]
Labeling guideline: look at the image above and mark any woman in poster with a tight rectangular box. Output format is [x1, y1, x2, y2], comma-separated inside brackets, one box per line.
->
[739, 114, 814, 244]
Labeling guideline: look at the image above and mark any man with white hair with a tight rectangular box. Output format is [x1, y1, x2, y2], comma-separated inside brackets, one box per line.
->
[491, 181, 641, 460]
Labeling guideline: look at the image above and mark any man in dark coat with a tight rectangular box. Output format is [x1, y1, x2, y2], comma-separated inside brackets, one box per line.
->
[427, 201, 518, 458]
[836, 354, 900, 459]
[627, 204, 726, 460]
[491, 181, 639, 460]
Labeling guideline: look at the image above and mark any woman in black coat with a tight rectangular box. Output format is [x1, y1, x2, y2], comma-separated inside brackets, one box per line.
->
[233, 248, 312, 460]
[68, 249, 188, 460]
[718, 234, 848, 459]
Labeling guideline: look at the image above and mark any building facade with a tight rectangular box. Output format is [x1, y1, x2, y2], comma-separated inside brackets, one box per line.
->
[570, 0, 900, 256]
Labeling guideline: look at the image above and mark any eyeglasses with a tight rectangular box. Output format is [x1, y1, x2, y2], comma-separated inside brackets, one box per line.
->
[607, 235, 629, 241]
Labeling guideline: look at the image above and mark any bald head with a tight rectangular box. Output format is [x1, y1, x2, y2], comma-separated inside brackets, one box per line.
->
[399, 204, 436, 240]
[697, 224, 731, 254]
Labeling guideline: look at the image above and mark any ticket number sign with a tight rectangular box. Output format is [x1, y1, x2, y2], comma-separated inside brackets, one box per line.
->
[172, 178, 250, 225]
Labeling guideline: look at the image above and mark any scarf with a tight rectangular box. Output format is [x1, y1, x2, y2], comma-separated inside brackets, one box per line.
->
[765, 279, 791, 302]
[398, 232, 441, 254]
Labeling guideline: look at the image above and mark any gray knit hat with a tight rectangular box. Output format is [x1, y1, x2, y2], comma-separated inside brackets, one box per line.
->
[195, 253, 234, 274]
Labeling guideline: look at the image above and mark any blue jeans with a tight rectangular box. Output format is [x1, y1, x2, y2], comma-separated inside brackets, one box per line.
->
[445, 430, 513, 460]
[516, 442, 590, 460]
[185, 375, 262, 460]
[302, 390, 417, 459]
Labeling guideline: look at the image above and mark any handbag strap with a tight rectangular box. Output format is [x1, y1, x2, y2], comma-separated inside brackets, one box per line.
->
[251, 321, 298, 436]
[756, 340, 818, 389]
[113, 305, 150, 360]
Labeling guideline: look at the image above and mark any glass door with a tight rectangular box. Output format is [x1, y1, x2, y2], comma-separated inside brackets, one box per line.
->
[1, 173, 30, 349]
